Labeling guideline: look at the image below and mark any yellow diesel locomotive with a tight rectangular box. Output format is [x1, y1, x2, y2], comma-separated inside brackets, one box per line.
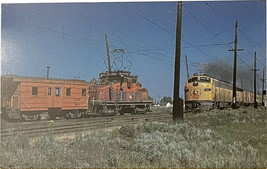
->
[185, 74, 266, 111]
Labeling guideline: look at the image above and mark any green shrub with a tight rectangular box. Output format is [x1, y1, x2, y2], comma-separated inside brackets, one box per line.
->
[119, 124, 137, 137]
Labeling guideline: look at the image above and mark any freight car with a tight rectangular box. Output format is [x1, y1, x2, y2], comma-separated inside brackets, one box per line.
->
[185, 74, 267, 111]
[1, 75, 91, 121]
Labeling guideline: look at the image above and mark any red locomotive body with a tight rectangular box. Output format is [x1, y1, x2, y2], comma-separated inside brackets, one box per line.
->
[89, 71, 152, 115]
[1, 75, 91, 120]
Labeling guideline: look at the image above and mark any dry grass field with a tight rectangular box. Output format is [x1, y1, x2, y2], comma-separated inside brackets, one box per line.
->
[1, 107, 266, 168]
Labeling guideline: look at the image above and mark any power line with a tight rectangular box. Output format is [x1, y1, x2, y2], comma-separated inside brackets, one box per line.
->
[240, 2, 266, 30]
[65, 4, 175, 63]
[63, 7, 178, 66]
[238, 28, 266, 61]
[108, 36, 174, 65]
[182, 42, 232, 49]
[5, 12, 92, 42]
[204, 2, 233, 28]
[186, 3, 262, 83]
[183, 3, 233, 49]
[4, 16, 101, 46]
[120, 3, 233, 70]
[188, 27, 234, 44]
[5, 9, 175, 69]
[238, 45, 265, 68]
[204, 1, 266, 65]
[189, 3, 263, 73]
[135, 42, 231, 51]
[61, 4, 179, 67]
[122, 3, 175, 37]
[63, 5, 168, 53]
[135, 3, 175, 35]
[182, 38, 231, 70]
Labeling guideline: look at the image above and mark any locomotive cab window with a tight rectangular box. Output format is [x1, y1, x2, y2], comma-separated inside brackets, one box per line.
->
[55, 87, 60, 96]
[188, 77, 198, 83]
[66, 88, 71, 96]
[82, 89, 86, 96]
[32, 87, 38, 95]
[199, 77, 211, 82]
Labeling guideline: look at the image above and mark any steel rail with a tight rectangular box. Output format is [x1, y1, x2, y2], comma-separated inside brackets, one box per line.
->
[2, 112, 168, 130]
[1, 113, 171, 138]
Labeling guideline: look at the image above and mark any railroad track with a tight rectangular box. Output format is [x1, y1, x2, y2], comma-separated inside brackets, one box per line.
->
[1, 113, 172, 139]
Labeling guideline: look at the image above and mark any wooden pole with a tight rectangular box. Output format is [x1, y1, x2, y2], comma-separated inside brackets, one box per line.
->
[173, 1, 183, 121]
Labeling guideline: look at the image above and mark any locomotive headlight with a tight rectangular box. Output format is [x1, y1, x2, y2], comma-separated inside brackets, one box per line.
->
[193, 89, 198, 94]
[193, 81, 198, 86]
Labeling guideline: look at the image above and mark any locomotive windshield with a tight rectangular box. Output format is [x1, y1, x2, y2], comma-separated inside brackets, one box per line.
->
[199, 77, 211, 82]
[188, 77, 211, 83]
[188, 77, 198, 83]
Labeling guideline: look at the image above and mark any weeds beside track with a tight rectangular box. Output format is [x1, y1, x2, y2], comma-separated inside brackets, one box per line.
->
[1, 107, 266, 168]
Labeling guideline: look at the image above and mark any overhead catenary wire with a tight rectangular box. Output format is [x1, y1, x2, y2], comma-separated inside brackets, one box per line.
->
[118, 3, 236, 72]
[184, 3, 258, 74]
[239, 1, 266, 30]
[183, 3, 233, 49]
[238, 28, 266, 61]
[4, 17, 101, 47]
[185, 3, 264, 85]
[204, 1, 266, 67]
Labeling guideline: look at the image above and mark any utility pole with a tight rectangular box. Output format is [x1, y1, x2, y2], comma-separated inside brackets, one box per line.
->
[173, 1, 183, 121]
[185, 54, 189, 79]
[229, 20, 243, 109]
[105, 33, 112, 73]
[240, 76, 245, 103]
[261, 68, 266, 106]
[252, 52, 259, 108]
[240, 76, 243, 89]
[46, 66, 50, 79]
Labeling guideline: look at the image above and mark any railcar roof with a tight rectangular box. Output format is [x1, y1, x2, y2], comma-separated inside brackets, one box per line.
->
[187, 74, 246, 91]
[1, 74, 89, 83]
[189, 75, 231, 85]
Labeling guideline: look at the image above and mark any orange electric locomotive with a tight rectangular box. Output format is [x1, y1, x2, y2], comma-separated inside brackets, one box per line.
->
[87, 33, 153, 115]
[89, 70, 152, 115]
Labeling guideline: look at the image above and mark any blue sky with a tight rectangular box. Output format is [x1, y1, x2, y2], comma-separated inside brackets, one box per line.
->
[1, 1, 266, 101]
